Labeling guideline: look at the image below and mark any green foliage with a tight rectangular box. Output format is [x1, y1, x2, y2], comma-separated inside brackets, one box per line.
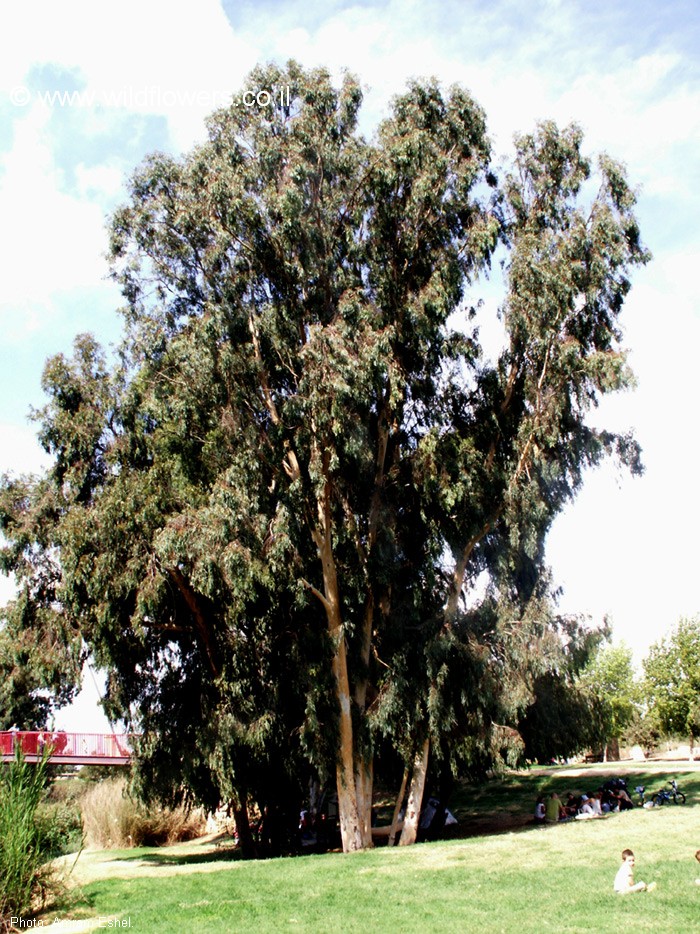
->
[35, 799, 83, 859]
[35, 776, 85, 858]
[0, 471, 83, 730]
[622, 708, 661, 755]
[579, 642, 639, 753]
[517, 617, 607, 763]
[643, 617, 700, 745]
[0, 62, 649, 839]
[518, 672, 594, 764]
[0, 609, 81, 730]
[0, 748, 61, 925]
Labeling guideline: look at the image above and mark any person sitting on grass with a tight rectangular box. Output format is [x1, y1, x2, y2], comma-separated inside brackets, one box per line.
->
[545, 792, 564, 823]
[534, 795, 546, 824]
[563, 792, 579, 817]
[575, 795, 598, 820]
[613, 849, 656, 894]
[615, 787, 634, 811]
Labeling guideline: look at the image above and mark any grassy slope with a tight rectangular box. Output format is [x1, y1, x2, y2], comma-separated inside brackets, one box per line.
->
[445, 762, 700, 834]
[48, 765, 700, 934]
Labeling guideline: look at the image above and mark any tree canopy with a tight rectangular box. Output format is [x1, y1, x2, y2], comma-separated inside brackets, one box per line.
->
[579, 641, 638, 760]
[643, 617, 700, 756]
[517, 617, 609, 764]
[0, 473, 83, 730]
[0, 61, 648, 851]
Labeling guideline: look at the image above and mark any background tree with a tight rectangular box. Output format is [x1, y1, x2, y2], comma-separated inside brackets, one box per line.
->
[578, 642, 638, 761]
[643, 617, 700, 760]
[621, 708, 661, 758]
[517, 617, 608, 763]
[0, 62, 648, 852]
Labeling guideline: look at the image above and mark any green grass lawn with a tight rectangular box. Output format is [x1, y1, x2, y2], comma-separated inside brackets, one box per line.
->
[45, 764, 700, 934]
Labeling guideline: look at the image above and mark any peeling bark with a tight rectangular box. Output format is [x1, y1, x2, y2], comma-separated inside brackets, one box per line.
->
[333, 636, 367, 851]
[388, 765, 409, 846]
[354, 757, 374, 848]
[399, 737, 430, 846]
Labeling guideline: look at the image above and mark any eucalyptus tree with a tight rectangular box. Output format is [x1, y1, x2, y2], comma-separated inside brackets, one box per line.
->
[0, 62, 648, 852]
[0, 471, 83, 730]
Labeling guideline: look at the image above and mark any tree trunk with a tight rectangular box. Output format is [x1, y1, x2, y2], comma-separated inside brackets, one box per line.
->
[388, 765, 409, 846]
[232, 802, 256, 860]
[335, 760, 372, 851]
[399, 737, 430, 846]
[332, 633, 369, 851]
[355, 757, 374, 846]
[314, 473, 373, 851]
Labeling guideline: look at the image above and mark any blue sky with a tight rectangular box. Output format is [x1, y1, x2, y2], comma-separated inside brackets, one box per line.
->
[1, 0, 699, 728]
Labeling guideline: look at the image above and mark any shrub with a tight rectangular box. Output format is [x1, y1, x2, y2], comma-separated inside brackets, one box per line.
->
[39, 777, 86, 857]
[0, 747, 62, 929]
[80, 778, 205, 849]
[35, 800, 84, 858]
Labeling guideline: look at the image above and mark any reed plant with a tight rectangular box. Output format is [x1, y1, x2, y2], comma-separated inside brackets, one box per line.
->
[80, 777, 205, 849]
[0, 747, 60, 929]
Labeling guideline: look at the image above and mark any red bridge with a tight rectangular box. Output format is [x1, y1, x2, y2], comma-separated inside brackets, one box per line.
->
[0, 731, 131, 766]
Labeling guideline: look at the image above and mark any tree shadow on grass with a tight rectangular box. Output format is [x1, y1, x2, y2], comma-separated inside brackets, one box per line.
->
[119, 846, 244, 868]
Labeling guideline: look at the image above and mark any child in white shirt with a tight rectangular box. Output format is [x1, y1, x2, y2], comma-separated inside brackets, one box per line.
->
[613, 849, 656, 894]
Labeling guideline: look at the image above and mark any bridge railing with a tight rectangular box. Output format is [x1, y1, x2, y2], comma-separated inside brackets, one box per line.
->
[0, 731, 131, 760]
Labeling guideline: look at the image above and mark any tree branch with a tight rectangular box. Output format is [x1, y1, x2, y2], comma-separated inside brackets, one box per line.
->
[300, 577, 331, 613]
[168, 566, 222, 678]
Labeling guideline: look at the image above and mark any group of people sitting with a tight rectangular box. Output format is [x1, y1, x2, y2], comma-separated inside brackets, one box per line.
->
[535, 782, 634, 823]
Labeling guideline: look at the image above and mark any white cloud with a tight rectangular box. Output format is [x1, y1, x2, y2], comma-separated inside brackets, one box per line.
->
[2, 0, 259, 151]
[73, 163, 125, 202]
[548, 462, 699, 663]
[0, 107, 110, 340]
[0, 574, 16, 609]
[0, 3, 266, 348]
